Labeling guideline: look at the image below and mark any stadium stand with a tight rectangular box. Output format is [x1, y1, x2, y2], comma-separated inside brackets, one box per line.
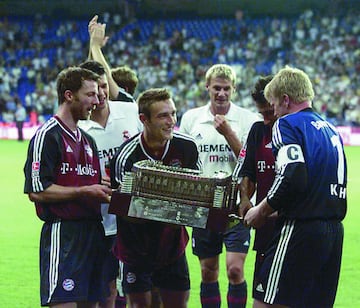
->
[0, 8, 359, 127]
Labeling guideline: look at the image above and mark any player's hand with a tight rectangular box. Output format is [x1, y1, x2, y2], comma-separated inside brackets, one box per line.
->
[101, 175, 111, 188]
[91, 23, 109, 47]
[244, 205, 266, 229]
[88, 15, 98, 35]
[89, 17, 109, 47]
[214, 114, 233, 136]
[82, 184, 112, 203]
[239, 199, 253, 218]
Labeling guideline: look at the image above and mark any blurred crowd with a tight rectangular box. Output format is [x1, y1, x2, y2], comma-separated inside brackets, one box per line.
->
[0, 9, 359, 127]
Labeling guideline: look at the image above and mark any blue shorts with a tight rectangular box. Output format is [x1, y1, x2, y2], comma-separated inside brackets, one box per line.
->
[40, 220, 108, 306]
[122, 253, 190, 294]
[253, 219, 344, 307]
[192, 222, 250, 259]
[252, 252, 265, 298]
[102, 235, 119, 283]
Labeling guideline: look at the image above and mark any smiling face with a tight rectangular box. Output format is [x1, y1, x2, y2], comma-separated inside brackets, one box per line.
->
[207, 77, 234, 115]
[141, 99, 177, 144]
[95, 74, 109, 111]
[69, 79, 99, 121]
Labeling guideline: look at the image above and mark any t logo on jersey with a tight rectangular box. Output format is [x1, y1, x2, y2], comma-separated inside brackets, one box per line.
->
[257, 160, 275, 173]
[61, 162, 71, 174]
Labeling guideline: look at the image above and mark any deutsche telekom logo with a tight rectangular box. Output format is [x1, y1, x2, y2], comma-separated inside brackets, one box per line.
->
[60, 162, 97, 176]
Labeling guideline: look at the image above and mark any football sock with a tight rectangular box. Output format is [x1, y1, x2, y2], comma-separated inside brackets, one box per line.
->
[115, 295, 126, 308]
[227, 281, 247, 308]
[200, 281, 221, 308]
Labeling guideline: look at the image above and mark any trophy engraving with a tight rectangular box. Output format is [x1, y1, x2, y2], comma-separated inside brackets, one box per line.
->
[109, 160, 240, 232]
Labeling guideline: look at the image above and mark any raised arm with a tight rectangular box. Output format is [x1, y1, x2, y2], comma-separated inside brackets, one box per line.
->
[88, 15, 120, 100]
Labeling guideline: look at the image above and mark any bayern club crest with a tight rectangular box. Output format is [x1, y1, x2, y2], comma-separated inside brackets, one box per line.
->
[126, 272, 136, 284]
[62, 278, 75, 291]
[84, 145, 93, 158]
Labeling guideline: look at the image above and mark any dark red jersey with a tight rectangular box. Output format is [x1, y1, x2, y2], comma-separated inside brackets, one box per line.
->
[110, 131, 202, 268]
[24, 116, 102, 221]
[239, 121, 277, 252]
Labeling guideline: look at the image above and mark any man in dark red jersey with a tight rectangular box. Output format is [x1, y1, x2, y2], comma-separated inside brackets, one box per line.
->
[110, 88, 202, 307]
[24, 67, 112, 307]
[234, 75, 278, 301]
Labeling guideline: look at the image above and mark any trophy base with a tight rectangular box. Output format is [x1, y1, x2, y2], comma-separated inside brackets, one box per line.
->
[109, 191, 231, 232]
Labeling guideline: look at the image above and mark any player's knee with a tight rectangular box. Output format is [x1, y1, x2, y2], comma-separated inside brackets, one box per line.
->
[227, 264, 244, 281]
[201, 266, 219, 282]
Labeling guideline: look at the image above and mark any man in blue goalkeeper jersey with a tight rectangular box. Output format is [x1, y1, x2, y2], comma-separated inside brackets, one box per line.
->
[244, 66, 347, 308]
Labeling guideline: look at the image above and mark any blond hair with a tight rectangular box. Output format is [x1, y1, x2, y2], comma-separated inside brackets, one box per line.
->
[205, 64, 236, 86]
[264, 66, 315, 104]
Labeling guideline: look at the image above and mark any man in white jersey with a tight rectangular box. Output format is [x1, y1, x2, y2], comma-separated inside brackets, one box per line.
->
[179, 64, 259, 308]
[85, 18, 163, 308]
[78, 60, 142, 308]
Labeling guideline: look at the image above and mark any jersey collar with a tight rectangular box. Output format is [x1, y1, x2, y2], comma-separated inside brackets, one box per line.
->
[139, 133, 170, 161]
[198, 102, 237, 123]
[54, 115, 81, 142]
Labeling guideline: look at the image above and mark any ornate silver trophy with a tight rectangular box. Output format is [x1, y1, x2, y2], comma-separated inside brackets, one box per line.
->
[109, 160, 241, 232]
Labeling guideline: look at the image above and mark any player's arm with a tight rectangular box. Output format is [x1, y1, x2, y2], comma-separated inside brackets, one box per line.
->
[189, 140, 203, 171]
[29, 183, 112, 203]
[267, 143, 308, 210]
[238, 177, 256, 217]
[244, 143, 307, 228]
[234, 122, 258, 218]
[244, 195, 275, 228]
[88, 15, 120, 100]
[109, 146, 127, 189]
[236, 143, 256, 217]
[214, 114, 242, 157]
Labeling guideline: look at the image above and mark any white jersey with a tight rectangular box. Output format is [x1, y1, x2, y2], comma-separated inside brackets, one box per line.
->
[79, 101, 143, 235]
[179, 102, 260, 177]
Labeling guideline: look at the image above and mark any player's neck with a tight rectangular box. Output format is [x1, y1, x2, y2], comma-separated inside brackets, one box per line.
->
[141, 132, 167, 158]
[210, 103, 230, 116]
[290, 101, 312, 113]
[91, 105, 110, 128]
[56, 106, 77, 131]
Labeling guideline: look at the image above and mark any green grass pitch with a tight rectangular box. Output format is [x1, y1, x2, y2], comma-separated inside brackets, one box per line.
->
[0, 139, 359, 307]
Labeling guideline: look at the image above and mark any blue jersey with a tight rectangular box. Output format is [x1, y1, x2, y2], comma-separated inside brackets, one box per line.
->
[267, 108, 347, 220]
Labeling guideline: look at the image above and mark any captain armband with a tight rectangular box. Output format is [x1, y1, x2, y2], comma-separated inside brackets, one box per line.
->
[276, 144, 305, 168]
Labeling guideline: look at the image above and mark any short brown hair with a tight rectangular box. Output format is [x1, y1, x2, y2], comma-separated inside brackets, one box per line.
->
[56, 67, 99, 105]
[251, 75, 273, 105]
[111, 66, 139, 95]
[137, 88, 171, 118]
